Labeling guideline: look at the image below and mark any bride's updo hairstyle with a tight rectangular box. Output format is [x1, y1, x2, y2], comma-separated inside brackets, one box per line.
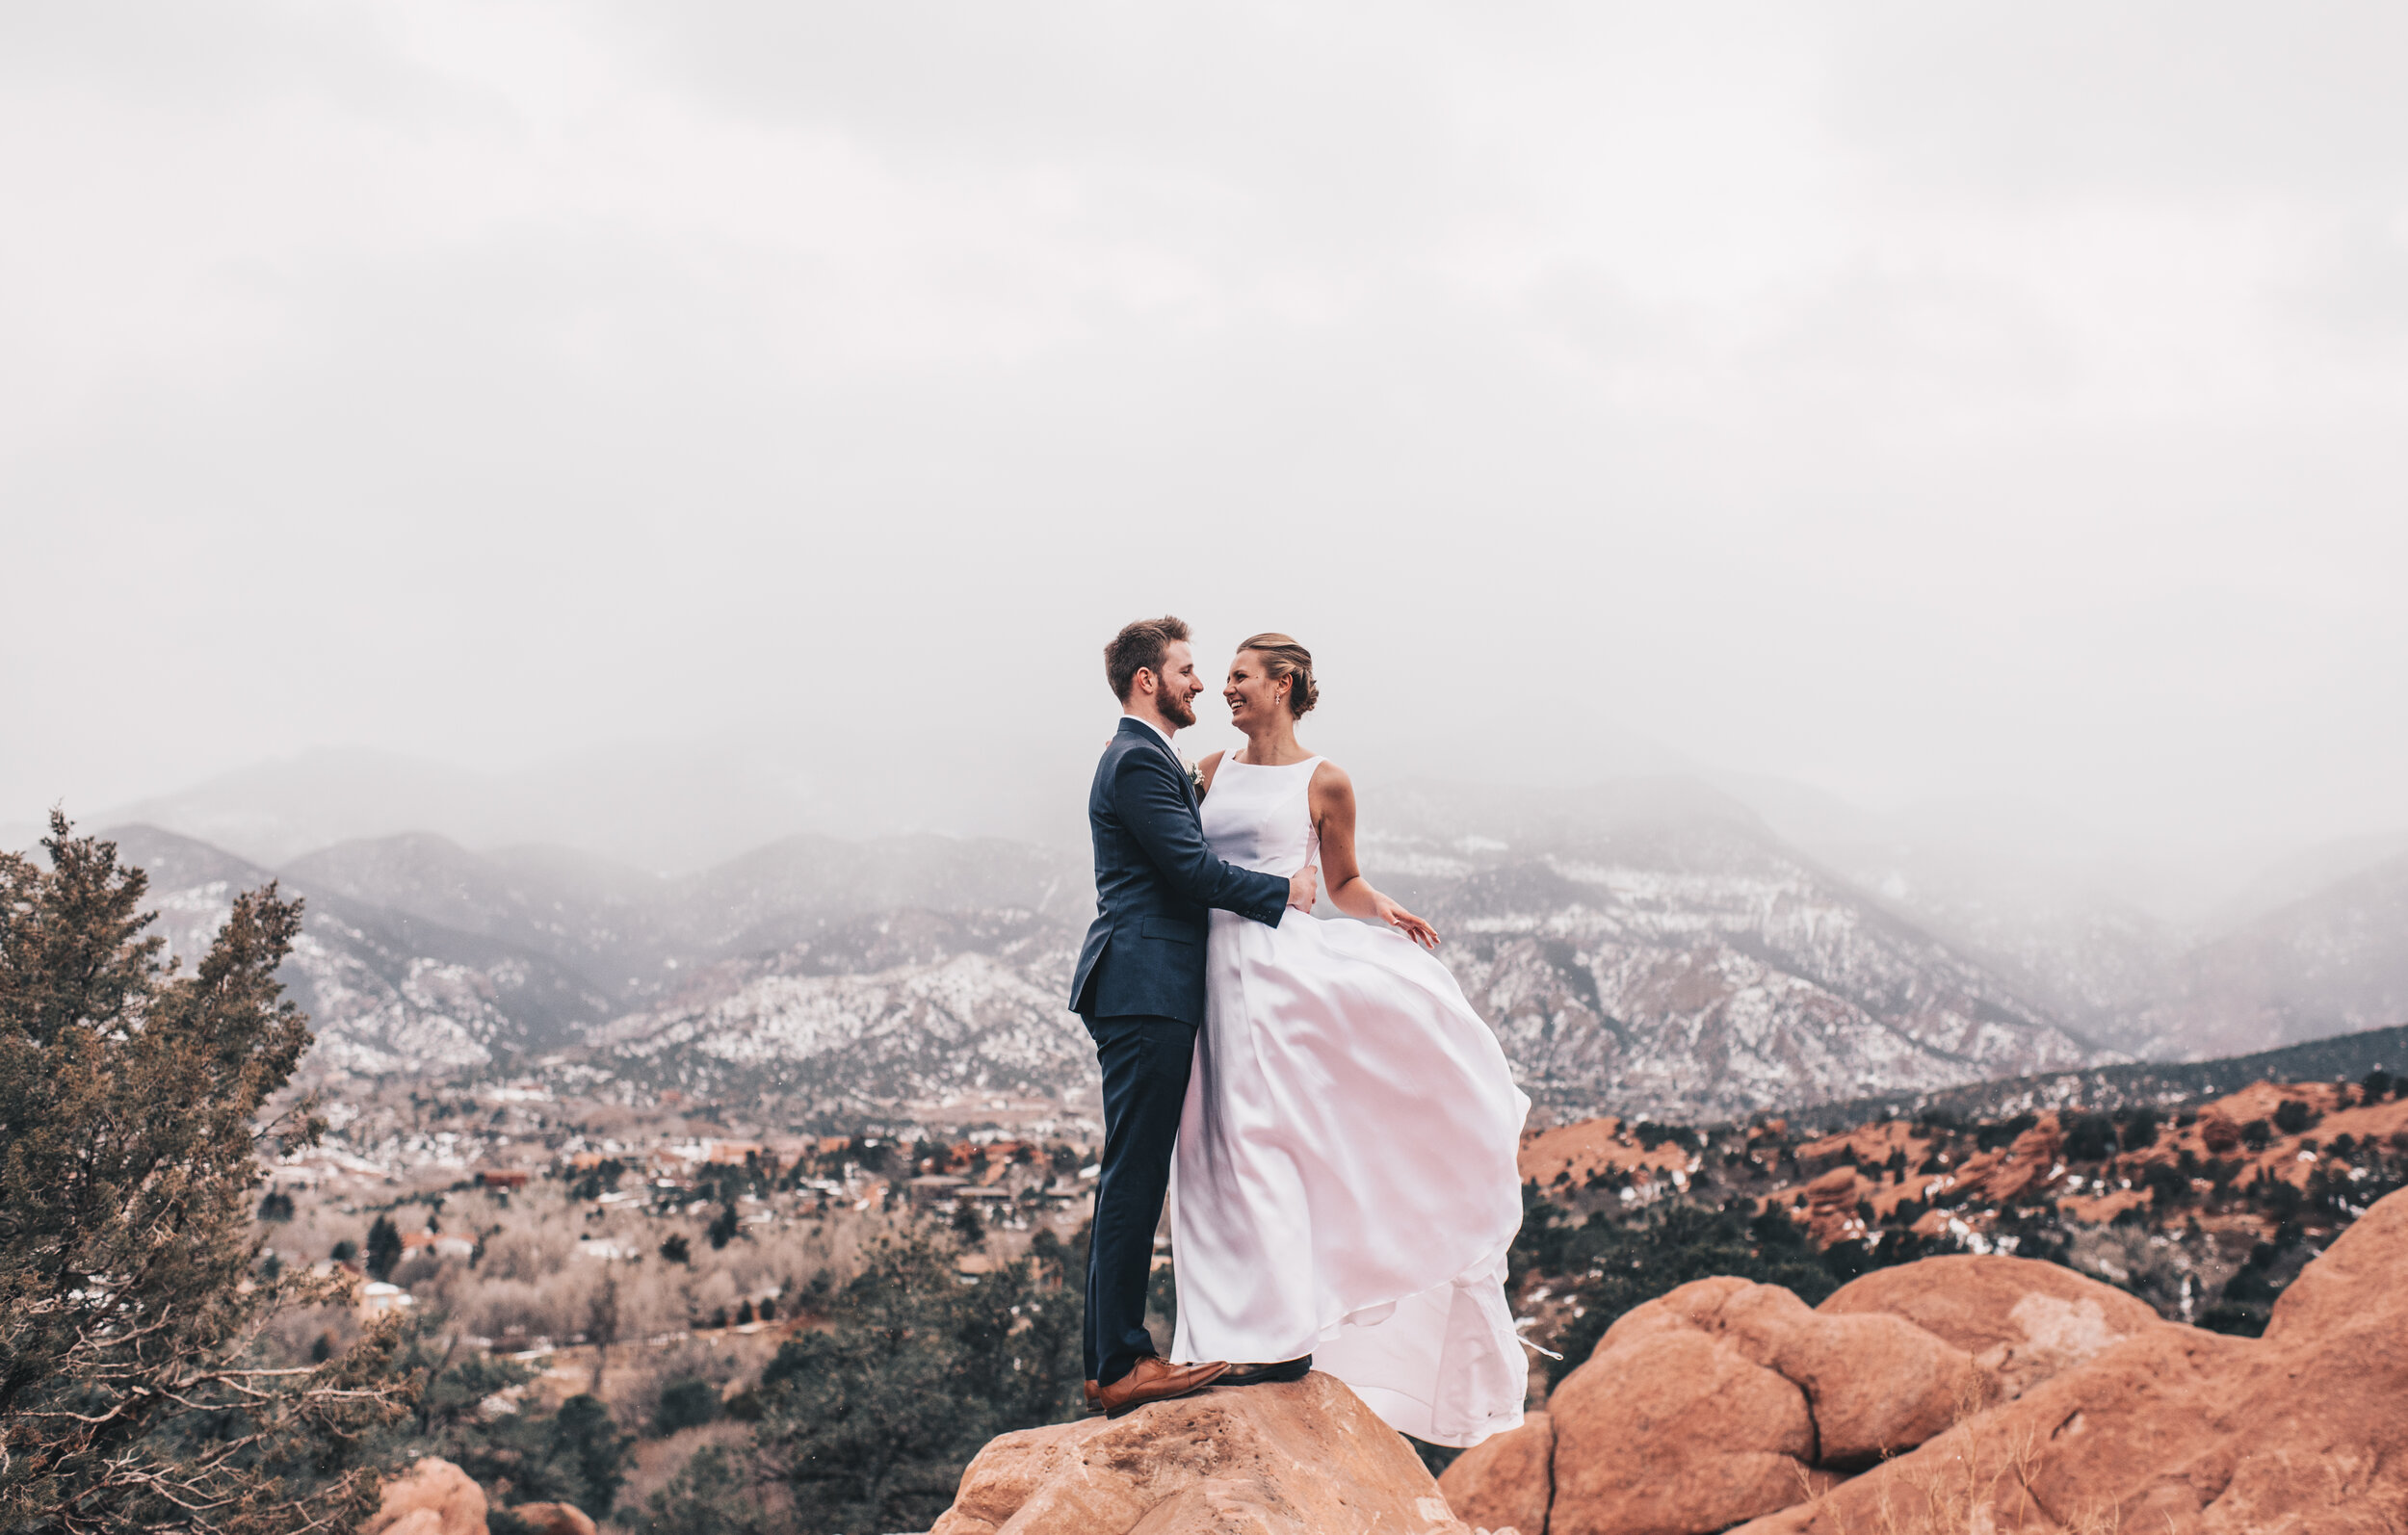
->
[1238, 633, 1319, 717]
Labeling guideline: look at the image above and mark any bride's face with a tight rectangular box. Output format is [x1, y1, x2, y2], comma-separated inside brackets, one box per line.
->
[1222, 651, 1289, 729]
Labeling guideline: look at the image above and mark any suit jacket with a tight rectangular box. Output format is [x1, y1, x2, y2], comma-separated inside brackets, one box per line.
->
[1070, 717, 1292, 1024]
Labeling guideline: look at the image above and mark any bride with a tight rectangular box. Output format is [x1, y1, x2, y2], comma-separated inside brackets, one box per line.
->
[1169, 633, 1531, 1448]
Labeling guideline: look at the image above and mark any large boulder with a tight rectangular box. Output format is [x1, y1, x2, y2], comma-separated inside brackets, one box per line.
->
[1628, 1277, 1981, 1467]
[364, 1459, 487, 1535]
[1737, 1185, 2408, 1534]
[1537, 1276, 1970, 1535]
[500, 1505, 595, 1535]
[1818, 1254, 2163, 1399]
[1453, 1234, 2324, 1535]
[1547, 1322, 1822, 1535]
[1438, 1412, 1553, 1535]
[927, 1371, 1476, 1535]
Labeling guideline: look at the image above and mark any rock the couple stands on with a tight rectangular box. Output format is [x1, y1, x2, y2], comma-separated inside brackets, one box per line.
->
[933, 1185, 2408, 1534]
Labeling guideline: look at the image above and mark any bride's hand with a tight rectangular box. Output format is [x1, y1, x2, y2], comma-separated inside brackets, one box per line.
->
[1374, 897, 1440, 950]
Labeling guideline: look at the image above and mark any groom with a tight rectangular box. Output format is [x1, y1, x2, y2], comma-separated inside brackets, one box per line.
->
[1072, 616, 1318, 1417]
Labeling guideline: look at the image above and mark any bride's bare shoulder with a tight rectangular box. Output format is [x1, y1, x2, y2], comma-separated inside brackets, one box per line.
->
[1197, 750, 1227, 794]
[1308, 758, 1355, 798]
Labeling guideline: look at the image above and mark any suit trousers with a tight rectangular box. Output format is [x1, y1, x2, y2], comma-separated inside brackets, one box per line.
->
[1082, 1011, 1196, 1387]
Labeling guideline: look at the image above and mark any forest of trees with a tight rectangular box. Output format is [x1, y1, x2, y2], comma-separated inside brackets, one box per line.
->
[0, 819, 1101, 1535]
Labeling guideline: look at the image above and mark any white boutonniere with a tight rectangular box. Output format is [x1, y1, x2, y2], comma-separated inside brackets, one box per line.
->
[1188, 760, 1207, 799]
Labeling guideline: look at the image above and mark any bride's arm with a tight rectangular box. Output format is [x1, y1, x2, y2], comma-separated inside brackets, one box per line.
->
[1310, 762, 1441, 950]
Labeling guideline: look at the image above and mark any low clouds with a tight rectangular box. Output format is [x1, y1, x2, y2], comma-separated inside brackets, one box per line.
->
[3, 2, 2404, 874]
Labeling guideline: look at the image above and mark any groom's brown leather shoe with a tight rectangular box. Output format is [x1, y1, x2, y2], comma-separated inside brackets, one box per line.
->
[1097, 1356, 1229, 1418]
[1084, 1379, 1102, 1413]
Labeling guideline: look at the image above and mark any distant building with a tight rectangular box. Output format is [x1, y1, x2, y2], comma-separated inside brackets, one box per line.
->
[474, 1169, 530, 1189]
[360, 1282, 414, 1315]
[907, 1174, 968, 1208]
[401, 1231, 476, 1262]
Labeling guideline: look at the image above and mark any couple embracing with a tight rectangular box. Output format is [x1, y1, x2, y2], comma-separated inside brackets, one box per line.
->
[1070, 616, 1530, 1448]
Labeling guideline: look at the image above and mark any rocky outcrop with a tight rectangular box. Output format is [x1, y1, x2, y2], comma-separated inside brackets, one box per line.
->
[1514, 1274, 1990, 1535]
[1544, 1318, 1826, 1535]
[930, 1188, 2408, 1535]
[1737, 1185, 2408, 1534]
[364, 1459, 487, 1535]
[1819, 1254, 2161, 1399]
[929, 1372, 1479, 1535]
[1438, 1412, 1553, 1535]
[501, 1504, 596, 1535]
[1447, 1249, 2216, 1534]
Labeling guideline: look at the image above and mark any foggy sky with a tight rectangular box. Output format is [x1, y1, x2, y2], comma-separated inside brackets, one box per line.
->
[6, 3, 2407, 878]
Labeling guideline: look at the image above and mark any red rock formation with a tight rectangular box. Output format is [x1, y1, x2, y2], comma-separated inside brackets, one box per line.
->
[503, 1504, 595, 1535]
[364, 1459, 487, 1535]
[928, 1371, 1476, 1535]
[1819, 1254, 2160, 1399]
[1530, 1274, 1987, 1535]
[1738, 1185, 2408, 1533]
[1794, 1167, 1863, 1245]
[1439, 1411, 1553, 1535]
[923, 1184, 2408, 1535]
[1520, 1120, 1698, 1190]
[1608, 1279, 1979, 1467]
[1918, 1114, 2064, 1210]
[1442, 1220, 2364, 1535]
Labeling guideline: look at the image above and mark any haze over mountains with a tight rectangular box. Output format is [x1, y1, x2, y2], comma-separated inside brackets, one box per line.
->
[82, 754, 2408, 1125]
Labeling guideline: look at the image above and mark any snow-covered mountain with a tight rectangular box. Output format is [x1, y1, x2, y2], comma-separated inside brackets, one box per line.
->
[1357, 779, 2098, 1118]
[584, 911, 1089, 1119]
[108, 823, 1087, 1084]
[115, 826, 612, 1076]
[95, 783, 2408, 1122]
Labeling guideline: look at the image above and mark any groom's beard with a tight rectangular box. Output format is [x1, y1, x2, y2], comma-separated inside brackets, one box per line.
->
[1160, 689, 1198, 730]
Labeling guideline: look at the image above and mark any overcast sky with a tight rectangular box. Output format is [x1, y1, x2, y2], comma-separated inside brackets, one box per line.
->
[6, 3, 2406, 873]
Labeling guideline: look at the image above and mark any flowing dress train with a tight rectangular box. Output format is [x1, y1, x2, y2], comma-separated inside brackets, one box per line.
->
[1169, 756, 1531, 1447]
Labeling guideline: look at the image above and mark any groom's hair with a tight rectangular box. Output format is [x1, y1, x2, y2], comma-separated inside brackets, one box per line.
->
[1105, 615, 1191, 702]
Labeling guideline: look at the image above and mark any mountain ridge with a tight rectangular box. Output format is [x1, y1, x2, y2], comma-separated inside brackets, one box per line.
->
[86, 785, 2408, 1121]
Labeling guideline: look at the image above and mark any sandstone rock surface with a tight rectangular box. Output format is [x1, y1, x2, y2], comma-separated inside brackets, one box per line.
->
[501, 1503, 595, 1535]
[1818, 1253, 2162, 1398]
[926, 1188, 2408, 1535]
[928, 1371, 1477, 1535]
[1534, 1275, 1973, 1535]
[364, 1459, 487, 1535]
[1737, 1185, 2408, 1534]
[1548, 1322, 1820, 1535]
[1438, 1411, 1553, 1535]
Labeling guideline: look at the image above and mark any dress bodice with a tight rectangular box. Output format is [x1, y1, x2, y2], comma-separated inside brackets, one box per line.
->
[1200, 756, 1322, 878]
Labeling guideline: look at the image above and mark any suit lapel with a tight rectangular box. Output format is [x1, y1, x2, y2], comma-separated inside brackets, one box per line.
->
[1121, 718, 1196, 812]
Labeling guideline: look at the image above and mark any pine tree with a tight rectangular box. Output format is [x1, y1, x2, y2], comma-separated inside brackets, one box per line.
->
[366, 1214, 405, 1281]
[0, 816, 411, 1534]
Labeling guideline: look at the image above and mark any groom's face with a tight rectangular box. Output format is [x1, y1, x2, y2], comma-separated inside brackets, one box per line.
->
[1148, 640, 1203, 730]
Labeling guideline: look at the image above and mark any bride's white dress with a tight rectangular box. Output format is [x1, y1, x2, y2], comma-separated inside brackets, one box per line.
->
[1168, 755, 1531, 1448]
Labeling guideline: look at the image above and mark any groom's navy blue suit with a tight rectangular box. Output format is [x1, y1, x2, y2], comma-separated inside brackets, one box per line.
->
[1073, 716, 1290, 1387]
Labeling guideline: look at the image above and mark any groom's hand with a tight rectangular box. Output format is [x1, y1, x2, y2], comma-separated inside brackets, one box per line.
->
[1287, 865, 1319, 911]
